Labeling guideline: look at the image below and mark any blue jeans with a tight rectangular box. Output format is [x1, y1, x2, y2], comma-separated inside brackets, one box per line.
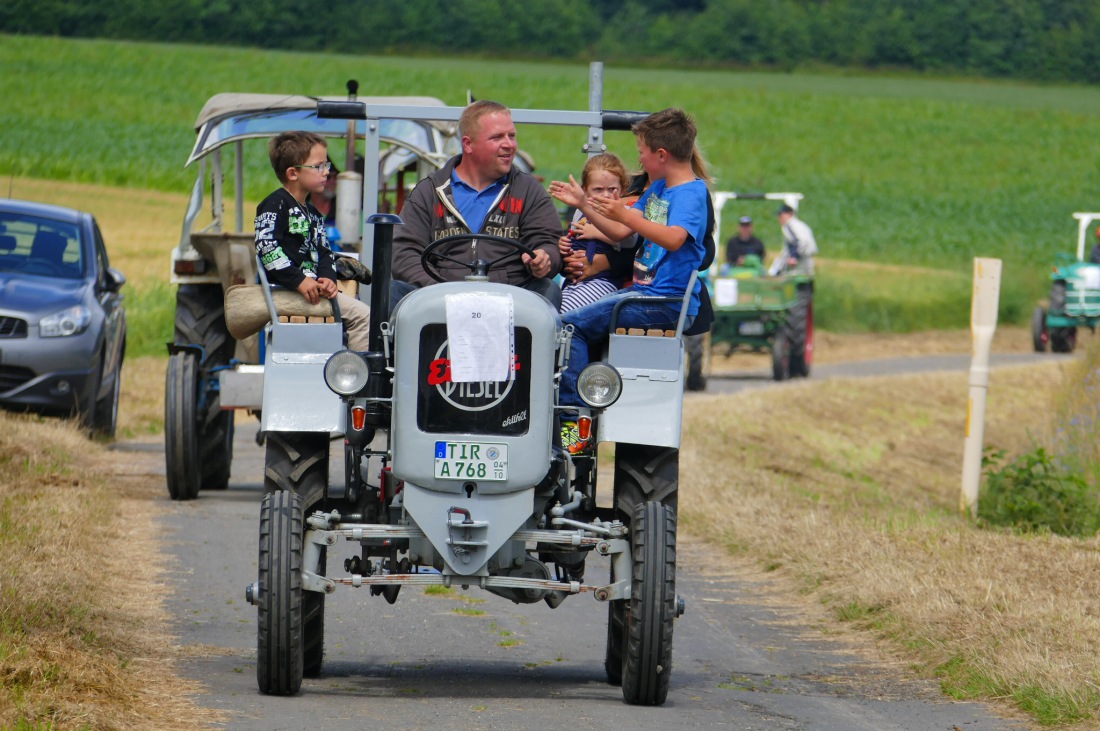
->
[559, 288, 690, 409]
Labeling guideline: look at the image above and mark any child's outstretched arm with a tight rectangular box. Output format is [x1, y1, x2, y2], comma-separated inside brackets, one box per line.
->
[588, 195, 688, 252]
[549, 176, 634, 242]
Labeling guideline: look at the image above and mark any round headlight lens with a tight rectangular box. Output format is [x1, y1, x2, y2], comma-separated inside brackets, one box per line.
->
[577, 362, 622, 408]
[324, 350, 369, 396]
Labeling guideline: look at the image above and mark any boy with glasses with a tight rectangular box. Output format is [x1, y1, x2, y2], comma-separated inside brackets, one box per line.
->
[255, 131, 370, 349]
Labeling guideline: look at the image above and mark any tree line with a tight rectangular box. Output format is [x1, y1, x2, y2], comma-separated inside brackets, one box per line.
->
[5, 0, 1100, 84]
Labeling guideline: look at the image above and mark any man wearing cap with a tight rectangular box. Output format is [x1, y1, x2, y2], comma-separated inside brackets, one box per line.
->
[725, 215, 766, 268]
[770, 203, 817, 276]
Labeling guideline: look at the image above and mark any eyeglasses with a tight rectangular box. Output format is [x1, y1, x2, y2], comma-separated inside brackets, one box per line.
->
[296, 162, 333, 174]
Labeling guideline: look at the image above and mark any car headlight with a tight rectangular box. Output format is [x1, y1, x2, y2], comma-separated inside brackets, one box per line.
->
[324, 350, 370, 396]
[577, 362, 622, 408]
[39, 305, 91, 337]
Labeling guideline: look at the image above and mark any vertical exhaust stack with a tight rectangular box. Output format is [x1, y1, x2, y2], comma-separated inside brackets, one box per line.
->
[337, 79, 363, 250]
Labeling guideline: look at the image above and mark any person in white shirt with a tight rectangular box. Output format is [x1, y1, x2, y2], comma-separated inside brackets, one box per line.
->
[769, 203, 817, 276]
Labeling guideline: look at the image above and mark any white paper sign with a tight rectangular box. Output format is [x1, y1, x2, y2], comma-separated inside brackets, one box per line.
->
[445, 293, 514, 383]
[715, 278, 738, 307]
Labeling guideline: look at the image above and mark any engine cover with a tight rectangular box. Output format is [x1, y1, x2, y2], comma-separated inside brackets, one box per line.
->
[389, 282, 561, 494]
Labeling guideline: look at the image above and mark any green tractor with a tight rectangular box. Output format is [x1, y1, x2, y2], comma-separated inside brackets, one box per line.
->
[685, 192, 814, 390]
[1032, 212, 1100, 354]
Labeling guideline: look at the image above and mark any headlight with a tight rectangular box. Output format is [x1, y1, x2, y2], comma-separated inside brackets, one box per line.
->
[40, 305, 91, 337]
[324, 350, 370, 396]
[577, 362, 622, 408]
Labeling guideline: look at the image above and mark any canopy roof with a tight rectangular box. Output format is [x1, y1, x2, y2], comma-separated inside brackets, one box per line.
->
[187, 93, 457, 167]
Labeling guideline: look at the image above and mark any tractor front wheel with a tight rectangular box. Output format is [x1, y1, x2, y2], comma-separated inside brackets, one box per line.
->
[257, 490, 305, 695]
[165, 351, 201, 501]
[1031, 306, 1048, 352]
[621, 501, 676, 706]
[771, 327, 791, 381]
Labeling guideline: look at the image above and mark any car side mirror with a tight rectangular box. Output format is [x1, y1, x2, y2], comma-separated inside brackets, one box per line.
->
[103, 267, 127, 292]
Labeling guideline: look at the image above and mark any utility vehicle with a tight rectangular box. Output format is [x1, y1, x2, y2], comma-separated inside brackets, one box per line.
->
[1031, 212, 1100, 354]
[685, 192, 813, 390]
[235, 65, 708, 705]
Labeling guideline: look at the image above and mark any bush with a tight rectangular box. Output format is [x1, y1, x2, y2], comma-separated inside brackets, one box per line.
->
[978, 447, 1100, 537]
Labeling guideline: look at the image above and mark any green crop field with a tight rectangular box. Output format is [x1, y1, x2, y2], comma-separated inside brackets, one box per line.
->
[4, 33, 1100, 330]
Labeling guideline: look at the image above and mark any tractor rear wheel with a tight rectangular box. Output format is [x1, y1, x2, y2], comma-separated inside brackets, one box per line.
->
[173, 284, 235, 490]
[1051, 327, 1077, 353]
[685, 333, 709, 392]
[621, 501, 676, 706]
[788, 285, 813, 378]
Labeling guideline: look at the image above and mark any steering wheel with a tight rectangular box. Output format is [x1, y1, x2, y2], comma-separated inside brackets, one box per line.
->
[420, 233, 538, 285]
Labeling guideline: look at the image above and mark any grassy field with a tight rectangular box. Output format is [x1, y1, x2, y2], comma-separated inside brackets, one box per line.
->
[5, 34, 1100, 330]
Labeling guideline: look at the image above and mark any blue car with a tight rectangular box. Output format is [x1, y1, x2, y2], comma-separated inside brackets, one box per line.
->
[0, 199, 127, 437]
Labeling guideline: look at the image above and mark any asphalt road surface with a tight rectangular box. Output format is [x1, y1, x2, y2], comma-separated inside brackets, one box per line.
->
[135, 352, 1051, 730]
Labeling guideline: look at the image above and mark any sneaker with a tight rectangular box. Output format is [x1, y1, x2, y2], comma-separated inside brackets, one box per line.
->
[560, 420, 592, 455]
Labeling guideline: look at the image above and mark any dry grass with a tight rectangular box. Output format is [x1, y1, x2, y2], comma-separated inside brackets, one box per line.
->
[680, 357, 1100, 726]
[118, 355, 168, 440]
[0, 417, 223, 730]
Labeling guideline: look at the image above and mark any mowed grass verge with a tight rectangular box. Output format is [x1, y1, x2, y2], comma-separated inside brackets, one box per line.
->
[681, 351, 1100, 727]
[0, 416, 223, 730]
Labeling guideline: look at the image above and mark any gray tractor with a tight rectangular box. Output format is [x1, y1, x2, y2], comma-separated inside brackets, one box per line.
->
[239, 67, 701, 705]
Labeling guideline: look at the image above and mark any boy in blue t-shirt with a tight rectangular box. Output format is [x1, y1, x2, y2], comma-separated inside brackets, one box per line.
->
[548, 107, 708, 452]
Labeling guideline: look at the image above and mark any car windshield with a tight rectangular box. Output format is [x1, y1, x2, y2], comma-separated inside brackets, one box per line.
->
[0, 215, 84, 280]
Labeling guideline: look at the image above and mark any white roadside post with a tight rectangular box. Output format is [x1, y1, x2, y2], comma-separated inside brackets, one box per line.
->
[961, 257, 1003, 518]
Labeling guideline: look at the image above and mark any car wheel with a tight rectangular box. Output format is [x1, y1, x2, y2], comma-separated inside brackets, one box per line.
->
[91, 359, 121, 438]
[621, 501, 676, 706]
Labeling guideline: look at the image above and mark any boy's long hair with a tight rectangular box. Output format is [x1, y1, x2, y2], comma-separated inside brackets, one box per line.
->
[269, 131, 326, 184]
[581, 153, 630, 193]
[632, 107, 697, 163]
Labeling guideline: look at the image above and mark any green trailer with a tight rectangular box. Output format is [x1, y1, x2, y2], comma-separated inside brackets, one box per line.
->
[685, 192, 814, 390]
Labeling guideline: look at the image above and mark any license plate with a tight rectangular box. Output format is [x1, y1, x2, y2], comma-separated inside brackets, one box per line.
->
[434, 441, 508, 481]
[739, 321, 765, 335]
